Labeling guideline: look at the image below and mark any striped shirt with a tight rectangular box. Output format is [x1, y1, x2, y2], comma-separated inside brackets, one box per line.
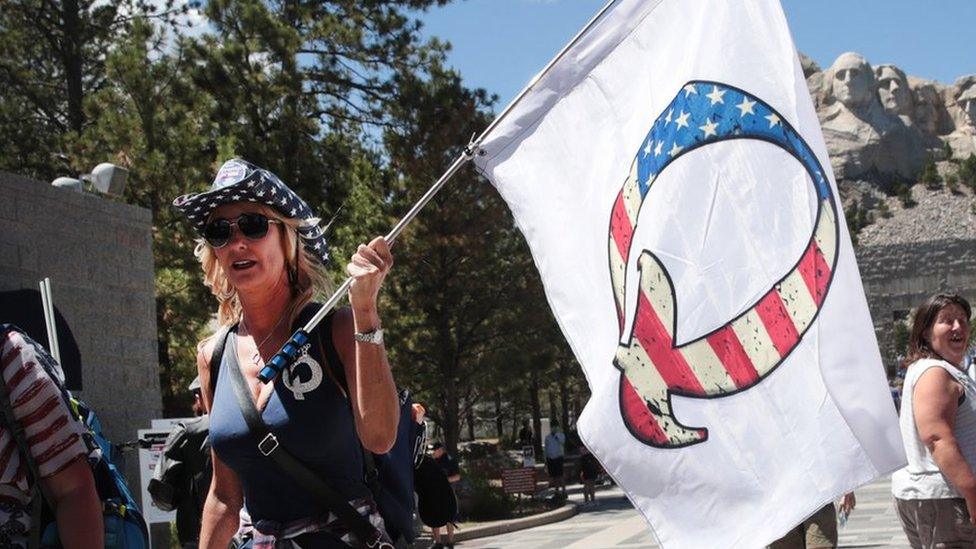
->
[0, 328, 88, 547]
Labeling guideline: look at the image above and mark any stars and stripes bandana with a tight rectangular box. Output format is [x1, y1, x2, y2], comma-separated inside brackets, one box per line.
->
[172, 159, 329, 264]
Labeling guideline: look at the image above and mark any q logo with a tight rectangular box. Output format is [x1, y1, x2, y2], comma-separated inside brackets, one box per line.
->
[608, 81, 838, 448]
[282, 350, 323, 401]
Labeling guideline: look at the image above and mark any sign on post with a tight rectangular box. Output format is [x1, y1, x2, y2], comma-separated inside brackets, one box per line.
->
[501, 467, 536, 495]
[137, 428, 176, 524]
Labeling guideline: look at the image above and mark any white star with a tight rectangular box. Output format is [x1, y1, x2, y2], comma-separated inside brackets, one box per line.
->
[654, 141, 664, 156]
[699, 118, 718, 138]
[256, 190, 265, 197]
[270, 186, 278, 195]
[279, 197, 288, 206]
[315, 242, 323, 250]
[231, 194, 241, 200]
[736, 98, 756, 117]
[675, 110, 691, 129]
[665, 109, 673, 124]
[643, 140, 653, 156]
[683, 84, 698, 96]
[290, 208, 297, 216]
[706, 86, 726, 105]
[668, 142, 683, 157]
[765, 113, 781, 128]
[247, 181, 255, 187]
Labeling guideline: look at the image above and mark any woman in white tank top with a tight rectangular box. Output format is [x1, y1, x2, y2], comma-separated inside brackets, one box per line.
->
[891, 293, 976, 548]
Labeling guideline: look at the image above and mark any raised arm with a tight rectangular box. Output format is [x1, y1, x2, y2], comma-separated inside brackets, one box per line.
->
[335, 236, 399, 454]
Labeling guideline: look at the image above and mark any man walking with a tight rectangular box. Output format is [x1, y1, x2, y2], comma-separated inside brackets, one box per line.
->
[544, 421, 567, 496]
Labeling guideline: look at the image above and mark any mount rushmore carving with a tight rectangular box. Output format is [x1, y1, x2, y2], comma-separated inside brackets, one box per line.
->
[804, 52, 976, 183]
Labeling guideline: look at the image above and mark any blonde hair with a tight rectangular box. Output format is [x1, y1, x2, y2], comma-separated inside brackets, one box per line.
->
[194, 203, 333, 326]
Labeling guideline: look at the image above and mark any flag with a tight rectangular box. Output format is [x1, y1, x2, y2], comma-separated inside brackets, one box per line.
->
[473, 0, 905, 546]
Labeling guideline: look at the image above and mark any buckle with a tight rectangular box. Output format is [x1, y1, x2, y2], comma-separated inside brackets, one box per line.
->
[365, 533, 394, 549]
[258, 433, 279, 456]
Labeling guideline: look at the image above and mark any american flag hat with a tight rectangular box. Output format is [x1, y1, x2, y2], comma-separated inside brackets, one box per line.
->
[172, 158, 329, 264]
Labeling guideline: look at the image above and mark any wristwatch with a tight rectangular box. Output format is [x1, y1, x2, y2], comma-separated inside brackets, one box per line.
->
[354, 328, 385, 345]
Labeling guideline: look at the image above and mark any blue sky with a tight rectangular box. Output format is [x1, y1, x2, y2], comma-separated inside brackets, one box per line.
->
[420, 0, 976, 108]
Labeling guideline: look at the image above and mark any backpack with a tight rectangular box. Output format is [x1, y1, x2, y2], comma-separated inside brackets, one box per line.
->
[147, 415, 211, 543]
[209, 305, 424, 544]
[0, 324, 150, 549]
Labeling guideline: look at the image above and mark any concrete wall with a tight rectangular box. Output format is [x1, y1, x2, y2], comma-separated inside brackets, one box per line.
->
[856, 238, 976, 370]
[0, 171, 161, 504]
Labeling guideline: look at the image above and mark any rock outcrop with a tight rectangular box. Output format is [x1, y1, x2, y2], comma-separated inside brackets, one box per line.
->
[806, 52, 975, 183]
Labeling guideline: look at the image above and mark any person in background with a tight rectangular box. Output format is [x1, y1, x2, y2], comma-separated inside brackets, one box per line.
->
[544, 421, 566, 496]
[150, 376, 212, 548]
[0, 324, 103, 548]
[578, 445, 600, 505]
[430, 442, 460, 549]
[518, 420, 533, 449]
[892, 293, 976, 547]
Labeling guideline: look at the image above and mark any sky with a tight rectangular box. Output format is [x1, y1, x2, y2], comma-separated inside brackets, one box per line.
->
[420, 0, 976, 109]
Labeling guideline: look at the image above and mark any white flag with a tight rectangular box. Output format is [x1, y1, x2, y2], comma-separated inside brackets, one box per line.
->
[473, 0, 905, 546]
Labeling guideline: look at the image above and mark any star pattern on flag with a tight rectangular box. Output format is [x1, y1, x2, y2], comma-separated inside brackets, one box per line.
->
[633, 81, 829, 201]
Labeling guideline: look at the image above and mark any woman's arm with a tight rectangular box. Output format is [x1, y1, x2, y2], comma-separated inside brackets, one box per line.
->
[336, 236, 399, 454]
[194, 343, 245, 547]
[198, 451, 244, 548]
[42, 456, 103, 549]
[914, 366, 976, 524]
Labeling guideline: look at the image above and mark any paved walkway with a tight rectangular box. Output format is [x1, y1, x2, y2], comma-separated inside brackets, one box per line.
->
[458, 476, 909, 548]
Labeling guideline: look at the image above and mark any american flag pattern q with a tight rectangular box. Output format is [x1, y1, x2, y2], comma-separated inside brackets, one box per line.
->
[609, 81, 838, 449]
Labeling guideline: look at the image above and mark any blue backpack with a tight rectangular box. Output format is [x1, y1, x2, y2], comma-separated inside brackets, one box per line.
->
[0, 324, 149, 548]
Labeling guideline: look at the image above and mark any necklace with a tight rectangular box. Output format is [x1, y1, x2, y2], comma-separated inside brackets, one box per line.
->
[241, 309, 291, 366]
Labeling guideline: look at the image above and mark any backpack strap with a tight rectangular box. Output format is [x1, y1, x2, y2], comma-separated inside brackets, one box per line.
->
[223, 342, 391, 549]
[207, 325, 233, 405]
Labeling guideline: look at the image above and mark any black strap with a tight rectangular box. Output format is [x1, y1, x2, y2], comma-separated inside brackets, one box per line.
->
[223, 334, 388, 549]
[208, 325, 232, 403]
[0, 348, 48, 549]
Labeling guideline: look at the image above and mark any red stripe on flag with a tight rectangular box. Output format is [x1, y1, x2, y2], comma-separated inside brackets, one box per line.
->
[706, 326, 759, 388]
[610, 192, 634, 264]
[1, 347, 18, 370]
[797, 240, 831, 306]
[620, 376, 668, 444]
[632, 291, 704, 393]
[755, 290, 800, 358]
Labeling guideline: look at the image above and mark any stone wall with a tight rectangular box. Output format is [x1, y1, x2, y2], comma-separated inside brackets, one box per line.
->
[856, 238, 976, 370]
[0, 171, 161, 503]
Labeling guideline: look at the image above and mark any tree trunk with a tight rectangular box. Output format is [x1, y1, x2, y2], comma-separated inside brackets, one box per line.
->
[559, 363, 571, 430]
[61, 0, 85, 133]
[548, 390, 558, 427]
[466, 404, 475, 441]
[495, 389, 504, 440]
[529, 371, 542, 458]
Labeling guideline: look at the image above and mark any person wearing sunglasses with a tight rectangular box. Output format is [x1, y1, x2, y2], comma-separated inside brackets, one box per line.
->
[173, 159, 399, 548]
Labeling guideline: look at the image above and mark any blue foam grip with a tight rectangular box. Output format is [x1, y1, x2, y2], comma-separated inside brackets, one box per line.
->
[257, 330, 310, 383]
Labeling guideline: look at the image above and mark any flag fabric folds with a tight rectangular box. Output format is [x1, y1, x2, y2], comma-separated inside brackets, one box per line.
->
[473, 0, 905, 546]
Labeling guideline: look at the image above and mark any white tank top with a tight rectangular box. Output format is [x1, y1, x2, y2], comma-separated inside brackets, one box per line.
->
[892, 358, 976, 500]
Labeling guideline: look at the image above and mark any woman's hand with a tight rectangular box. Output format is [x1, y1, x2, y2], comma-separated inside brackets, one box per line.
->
[346, 236, 393, 313]
[838, 492, 855, 515]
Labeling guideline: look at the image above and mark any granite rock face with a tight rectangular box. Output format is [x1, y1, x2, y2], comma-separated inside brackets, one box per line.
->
[806, 52, 975, 183]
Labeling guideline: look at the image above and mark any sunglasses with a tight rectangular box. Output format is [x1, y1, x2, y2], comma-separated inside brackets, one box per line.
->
[203, 213, 282, 248]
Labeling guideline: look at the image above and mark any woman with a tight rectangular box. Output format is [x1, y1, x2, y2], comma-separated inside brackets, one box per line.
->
[173, 159, 399, 548]
[892, 293, 976, 547]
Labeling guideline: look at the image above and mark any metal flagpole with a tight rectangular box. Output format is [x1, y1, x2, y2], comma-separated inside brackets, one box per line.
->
[39, 278, 62, 364]
[258, 0, 621, 383]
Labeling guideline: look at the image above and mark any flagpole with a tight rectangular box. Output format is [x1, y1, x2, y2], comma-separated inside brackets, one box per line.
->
[258, 0, 621, 383]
